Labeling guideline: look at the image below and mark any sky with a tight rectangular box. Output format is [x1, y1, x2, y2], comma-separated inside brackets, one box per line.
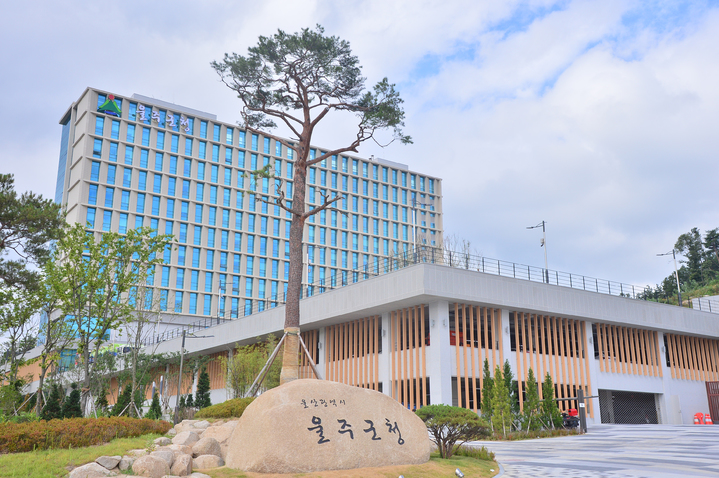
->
[1, 0, 717, 289]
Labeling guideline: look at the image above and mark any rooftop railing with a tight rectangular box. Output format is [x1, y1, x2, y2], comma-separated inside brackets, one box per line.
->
[143, 246, 716, 347]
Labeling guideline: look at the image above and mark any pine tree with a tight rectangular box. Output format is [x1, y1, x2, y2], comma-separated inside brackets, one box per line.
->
[540, 373, 562, 429]
[480, 359, 494, 424]
[522, 368, 541, 431]
[112, 384, 132, 416]
[491, 365, 512, 437]
[40, 383, 63, 420]
[185, 393, 194, 408]
[61, 383, 82, 418]
[145, 392, 163, 420]
[503, 359, 519, 427]
[195, 368, 211, 409]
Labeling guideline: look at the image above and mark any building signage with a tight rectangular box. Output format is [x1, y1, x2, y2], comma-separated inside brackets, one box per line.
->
[136, 104, 191, 133]
[97, 94, 122, 117]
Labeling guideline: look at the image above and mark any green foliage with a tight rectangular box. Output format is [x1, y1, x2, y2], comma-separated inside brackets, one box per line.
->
[195, 368, 212, 409]
[416, 404, 490, 459]
[480, 359, 493, 423]
[503, 359, 520, 418]
[111, 384, 133, 417]
[0, 416, 171, 453]
[145, 392, 162, 420]
[0, 380, 24, 416]
[521, 368, 541, 431]
[0, 411, 38, 424]
[490, 365, 512, 437]
[45, 224, 172, 411]
[452, 444, 496, 461]
[185, 393, 194, 408]
[0, 173, 64, 295]
[222, 335, 281, 398]
[540, 373, 563, 429]
[194, 397, 255, 419]
[95, 387, 109, 412]
[40, 383, 63, 421]
[61, 383, 82, 419]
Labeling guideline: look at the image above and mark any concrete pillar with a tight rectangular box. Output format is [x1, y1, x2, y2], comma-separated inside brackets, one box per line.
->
[318, 326, 327, 379]
[500, 309, 513, 371]
[427, 300, 452, 405]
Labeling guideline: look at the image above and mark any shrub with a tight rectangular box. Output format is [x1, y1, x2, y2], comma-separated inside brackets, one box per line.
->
[145, 392, 162, 420]
[416, 404, 491, 459]
[0, 417, 172, 453]
[195, 368, 211, 409]
[41, 384, 63, 421]
[61, 383, 82, 419]
[194, 397, 255, 419]
[453, 444, 495, 461]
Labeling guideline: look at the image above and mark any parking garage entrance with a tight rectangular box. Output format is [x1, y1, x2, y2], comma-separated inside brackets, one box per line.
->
[599, 389, 659, 424]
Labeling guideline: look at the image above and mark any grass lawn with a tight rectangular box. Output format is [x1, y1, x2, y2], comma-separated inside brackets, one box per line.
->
[0, 433, 163, 478]
[202, 453, 498, 478]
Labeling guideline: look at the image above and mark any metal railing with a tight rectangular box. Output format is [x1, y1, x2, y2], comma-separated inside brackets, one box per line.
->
[144, 245, 711, 347]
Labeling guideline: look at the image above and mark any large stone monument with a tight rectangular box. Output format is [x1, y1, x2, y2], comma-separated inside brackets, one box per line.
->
[225, 379, 431, 473]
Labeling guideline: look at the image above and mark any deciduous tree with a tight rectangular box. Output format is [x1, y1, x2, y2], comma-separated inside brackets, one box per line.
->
[47, 224, 171, 413]
[212, 25, 411, 383]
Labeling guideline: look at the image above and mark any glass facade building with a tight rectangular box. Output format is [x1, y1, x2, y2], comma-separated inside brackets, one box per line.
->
[56, 88, 443, 319]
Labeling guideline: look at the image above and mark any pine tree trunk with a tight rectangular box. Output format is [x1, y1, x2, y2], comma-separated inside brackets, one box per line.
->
[279, 140, 308, 385]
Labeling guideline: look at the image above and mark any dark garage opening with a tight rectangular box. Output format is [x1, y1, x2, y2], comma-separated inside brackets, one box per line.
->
[599, 389, 659, 424]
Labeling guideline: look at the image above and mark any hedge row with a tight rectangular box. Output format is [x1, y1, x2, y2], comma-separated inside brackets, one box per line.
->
[194, 397, 254, 419]
[0, 417, 172, 453]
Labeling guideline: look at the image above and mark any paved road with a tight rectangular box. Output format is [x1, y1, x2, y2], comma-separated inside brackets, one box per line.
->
[470, 425, 719, 477]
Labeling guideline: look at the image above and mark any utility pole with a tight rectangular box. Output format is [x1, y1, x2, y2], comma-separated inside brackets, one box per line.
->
[657, 250, 682, 306]
[527, 221, 549, 283]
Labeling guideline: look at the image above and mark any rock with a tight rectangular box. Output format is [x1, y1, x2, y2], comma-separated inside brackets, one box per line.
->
[168, 444, 193, 456]
[154, 436, 172, 446]
[225, 379, 431, 473]
[192, 437, 221, 458]
[193, 454, 225, 469]
[131, 455, 170, 478]
[95, 455, 122, 470]
[118, 456, 133, 471]
[172, 431, 200, 447]
[126, 449, 147, 458]
[150, 449, 175, 467]
[69, 462, 118, 478]
[211, 420, 225, 426]
[170, 453, 193, 476]
[166, 428, 177, 436]
[189, 474, 212, 478]
[192, 420, 210, 429]
[200, 425, 233, 444]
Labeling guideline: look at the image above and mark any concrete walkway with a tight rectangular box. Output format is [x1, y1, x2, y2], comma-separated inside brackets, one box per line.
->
[470, 425, 719, 477]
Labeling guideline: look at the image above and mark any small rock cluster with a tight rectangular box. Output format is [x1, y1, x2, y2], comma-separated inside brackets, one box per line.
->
[68, 419, 238, 478]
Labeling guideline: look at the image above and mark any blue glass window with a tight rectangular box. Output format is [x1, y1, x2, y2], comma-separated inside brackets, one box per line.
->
[171, 134, 179, 153]
[102, 211, 112, 231]
[86, 208, 96, 228]
[93, 139, 102, 158]
[185, 138, 193, 156]
[88, 185, 98, 205]
[104, 187, 114, 208]
[90, 161, 100, 181]
[120, 190, 130, 211]
[124, 145, 134, 165]
[95, 116, 104, 135]
[156, 131, 165, 150]
[136, 193, 145, 213]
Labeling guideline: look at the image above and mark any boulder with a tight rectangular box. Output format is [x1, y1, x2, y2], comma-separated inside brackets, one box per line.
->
[166, 428, 177, 436]
[131, 455, 170, 478]
[200, 425, 233, 444]
[126, 449, 147, 458]
[154, 437, 172, 446]
[225, 379, 431, 473]
[69, 462, 118, 478]
[168, 444, 193, 456]
[193, 454, 224, 469]
[192, 420, 210, 429]
[172, 431, 200, 447]
[150, 448, 175, 467]
[118, 456, 133, 471]
[95, 455, 122, 470]
[189, 474, 212, 478]
[192, 437, 221, 458]
[170, 453, 193, 476]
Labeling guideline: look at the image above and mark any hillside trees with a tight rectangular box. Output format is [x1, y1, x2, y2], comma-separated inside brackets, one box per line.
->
[211, 25, 411, 383]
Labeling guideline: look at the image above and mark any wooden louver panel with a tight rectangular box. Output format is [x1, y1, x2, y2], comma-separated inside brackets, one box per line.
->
[389, 305, 428, 411]
[665, 333, 719, 382]
[596, 324, 662, 377]
[324, 317, 381, 390]
[452, 304, 503, 414]
[512, 313, 593, 418]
